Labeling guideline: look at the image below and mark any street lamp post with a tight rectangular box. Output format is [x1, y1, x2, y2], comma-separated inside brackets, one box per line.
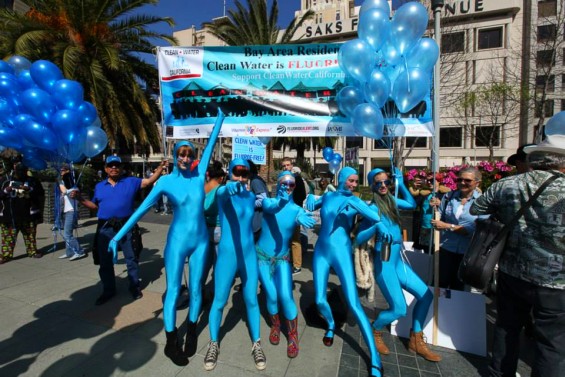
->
[431, 0, 444, 347]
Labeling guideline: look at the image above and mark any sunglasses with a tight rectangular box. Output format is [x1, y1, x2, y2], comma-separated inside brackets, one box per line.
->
[232, 165, 249, 178]
[279, 180, 296, 188]
[456, 178, 476, 184]
[106, 164, 121, 169]
[373, 180, 392, 187]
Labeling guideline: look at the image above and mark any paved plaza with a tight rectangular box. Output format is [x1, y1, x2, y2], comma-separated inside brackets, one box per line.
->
[0, 212, 534, 376]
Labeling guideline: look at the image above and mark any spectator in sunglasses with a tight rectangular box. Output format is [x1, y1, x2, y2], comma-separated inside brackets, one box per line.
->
[205, 158, 267, 371]
[357, 168, 441, 362]
[256, 171, 316, 359]
[431, 167, 485, 290]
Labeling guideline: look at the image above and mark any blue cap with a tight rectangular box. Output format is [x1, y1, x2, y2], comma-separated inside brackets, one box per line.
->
[367, 168, 385, 186]
[105, 156, 122, 165]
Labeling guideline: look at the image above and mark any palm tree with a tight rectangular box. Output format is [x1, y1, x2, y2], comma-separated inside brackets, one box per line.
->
[0, 0, 177, 154]
[203, 0, 314, 181]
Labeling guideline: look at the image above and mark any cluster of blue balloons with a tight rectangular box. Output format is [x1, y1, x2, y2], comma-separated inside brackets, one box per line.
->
[0, 56, 108, 169]
[337, 0, 438, 140]
[322, 147, 343, 174]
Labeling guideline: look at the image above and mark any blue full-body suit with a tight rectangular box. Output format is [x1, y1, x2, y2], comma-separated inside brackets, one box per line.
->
[208, 158, 261, 343]
[110, 111, 225, 331]
[257, 171, 316, 320]
[357, 168, 433, 334]
[306, 167, 389, 376]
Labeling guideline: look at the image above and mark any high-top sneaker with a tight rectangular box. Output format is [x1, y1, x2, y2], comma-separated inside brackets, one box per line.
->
[204, 341, 220, 371]
[251, 340, 267, 370]
[164, 328, 189, 366]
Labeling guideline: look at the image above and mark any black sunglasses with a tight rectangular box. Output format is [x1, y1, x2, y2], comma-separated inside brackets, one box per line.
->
[232, 165, 249, 178]
[456, 178, 475, 184]
[373, 180, 392, 187]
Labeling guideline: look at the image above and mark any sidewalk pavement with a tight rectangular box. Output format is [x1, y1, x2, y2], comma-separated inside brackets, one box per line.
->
[0, 215, 534, 377]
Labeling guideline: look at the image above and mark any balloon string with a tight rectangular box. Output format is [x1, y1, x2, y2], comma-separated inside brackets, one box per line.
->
[74, 159, 90, 188]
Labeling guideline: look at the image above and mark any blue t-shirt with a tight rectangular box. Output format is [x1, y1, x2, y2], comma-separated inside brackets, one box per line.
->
[93, 176, 142, 220]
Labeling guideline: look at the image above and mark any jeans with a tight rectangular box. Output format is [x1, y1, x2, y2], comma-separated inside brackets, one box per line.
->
[489, 272, 565, 377]
[63, 211, 83, 257]
[97, 224, 140, 295]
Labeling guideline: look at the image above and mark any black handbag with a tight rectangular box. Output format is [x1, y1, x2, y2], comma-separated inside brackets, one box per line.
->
[458, 173, 559, 290]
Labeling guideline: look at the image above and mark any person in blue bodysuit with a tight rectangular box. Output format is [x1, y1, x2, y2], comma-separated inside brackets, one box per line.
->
[306, 167, 390, 377]
[204, 158, 266, 372]
[357, 168, 441, 362]
[257, 171, 316, 358]
[109, 110, 225, 366]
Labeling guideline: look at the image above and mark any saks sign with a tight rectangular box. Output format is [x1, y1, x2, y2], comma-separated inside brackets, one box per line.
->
[303, 18, 359, 39]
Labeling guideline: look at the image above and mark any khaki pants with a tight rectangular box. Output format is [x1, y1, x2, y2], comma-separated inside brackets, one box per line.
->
[291, 226, 302, 268]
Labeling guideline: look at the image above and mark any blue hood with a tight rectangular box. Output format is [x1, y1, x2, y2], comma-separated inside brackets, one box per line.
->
[172, 140, 196, 174]
[228, 158, 250, 179]
[337, 166, 357, 191]
[367, 168, 385, 186]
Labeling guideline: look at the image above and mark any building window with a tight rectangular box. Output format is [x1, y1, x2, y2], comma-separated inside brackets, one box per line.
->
[346, 136, 363, 149]
[536, 50, 555, 67]
[442, 32, 465, 53]
[336, 10, 341, 21]
[439, 127, 463, 148]
[475, 126, 501, 147]
[562, 99, 565, 111]
[536, 75, 555, 92]
[537, 24, 556, 42]
[538, 1, 557, 18]
[373, 139, 390, 149]
[535, 100, 554, 117]
[405, 137, 428, 149]
[562, 74, 565, 89]
[477, 27, 503, 50]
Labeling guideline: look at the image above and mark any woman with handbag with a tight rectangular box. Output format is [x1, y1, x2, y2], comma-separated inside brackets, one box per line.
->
[431, 167, 484, 290]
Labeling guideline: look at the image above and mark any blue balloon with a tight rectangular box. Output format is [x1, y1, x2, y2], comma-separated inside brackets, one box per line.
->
[328, 159, 341, 174]
[360, 0, 390, 15]
[0, 61, 15, 75]
[51, 109, 82, 143]
[406, 38, 439, 71]
[23, 156, 48, 170]
[392, 67, 431, 113]
[0, 97, 19, 124]
[331, 153, 343, 164]
[20, 118, 57, 151]
[381, 64, 402, 92]
[77, 101, 98, 127]
[16, 70, 38, 90]
[352, 103, 384, 140]
[337, 86, 364, 118]
[338, 39, 377, 83]
[7, 56, 31, 74]
[545, 111, 565, 135]
[390, 2, 429, 55]
[381, 41, 402, 67]
[89, 117, 102, 128]
[83, 126, 108, 158]
[364, 69, 391, 108]
[0, 72, 21, 98]
[58, 127, 86, 162]
[358, 9, 391, 51]
[322, 147, 334, 162]
[30, 60, 63, 92]
[20, 87, 56, 124]
[0, 126, 24, 150]
[52, 79, 84, 110]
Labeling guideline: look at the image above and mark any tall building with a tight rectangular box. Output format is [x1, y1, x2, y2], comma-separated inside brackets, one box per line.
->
[173, 0, 564, 180]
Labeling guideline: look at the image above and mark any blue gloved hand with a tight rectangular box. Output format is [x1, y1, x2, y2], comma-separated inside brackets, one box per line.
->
[297, 212, 316, 228]
[305, 194, 316, 211]
[226, 181, 241, 195]
[108, 239, 119, 264]
[376, 222, 392, 244]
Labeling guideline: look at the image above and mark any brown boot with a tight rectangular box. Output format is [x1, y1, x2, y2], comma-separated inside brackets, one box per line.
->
[372, 329, 390, 355]
[269, 314, 281, 345]
[286, 317, 299, 358]
[408, 330, 442, 362]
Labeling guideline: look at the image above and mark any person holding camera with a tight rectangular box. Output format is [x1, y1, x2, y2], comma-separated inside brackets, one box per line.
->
[0, 162, 45, 264]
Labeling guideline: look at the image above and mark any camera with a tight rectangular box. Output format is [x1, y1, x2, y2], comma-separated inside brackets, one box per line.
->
[9, 181, 23, 189]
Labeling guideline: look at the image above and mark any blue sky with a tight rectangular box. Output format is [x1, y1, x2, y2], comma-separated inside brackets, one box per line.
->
[146, 0, 372, 37]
